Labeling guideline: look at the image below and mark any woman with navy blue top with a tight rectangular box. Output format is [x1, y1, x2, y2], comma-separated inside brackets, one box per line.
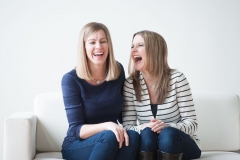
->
[61, 22, 140, 160]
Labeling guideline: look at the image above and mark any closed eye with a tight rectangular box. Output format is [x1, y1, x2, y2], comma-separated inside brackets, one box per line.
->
[89, 41, 95, 44]
[100, 41, 107, 43]
[131, 43, 144, 49]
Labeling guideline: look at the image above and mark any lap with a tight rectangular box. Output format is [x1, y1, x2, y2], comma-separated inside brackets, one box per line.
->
[62, 130, 118, 160]
[62, 130, 140, 160]
[139, 127, 201, 159]
[159, 127, 201, 159]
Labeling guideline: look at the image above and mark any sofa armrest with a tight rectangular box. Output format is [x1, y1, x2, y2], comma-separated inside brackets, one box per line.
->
[4, 112, 37, 160]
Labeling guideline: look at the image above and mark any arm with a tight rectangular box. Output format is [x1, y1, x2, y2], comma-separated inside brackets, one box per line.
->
[80, 122, 119, 139]
[4, 112, 36, 160]
[62, 73, 85, 139]
[62, 74, 107, 139]
[117, 63, 125, 125]
[122, 79, 142, 133]
[81, 122, 129, 148]
[168, 73, 198, 135]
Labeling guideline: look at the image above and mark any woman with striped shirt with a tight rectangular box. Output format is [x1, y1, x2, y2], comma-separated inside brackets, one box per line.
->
[122, 30, 201, 160]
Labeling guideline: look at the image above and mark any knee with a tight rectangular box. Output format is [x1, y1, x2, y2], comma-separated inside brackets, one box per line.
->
[159, 127, 182, 151]
[159, 127, 181, 143]
[99, 130, 119, 147]
[140, 128, 158, 151]
[141, 127, 156, 137]
[127, 130, 140, 148]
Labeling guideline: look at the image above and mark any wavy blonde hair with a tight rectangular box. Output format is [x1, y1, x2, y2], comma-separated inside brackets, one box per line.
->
[128, 30, 173, 104]
[76, 22, 120, 81]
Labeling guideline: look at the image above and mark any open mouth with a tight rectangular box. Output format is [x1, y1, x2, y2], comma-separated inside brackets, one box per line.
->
[134, 55, 142, 63]
[93, 53, 104, 57]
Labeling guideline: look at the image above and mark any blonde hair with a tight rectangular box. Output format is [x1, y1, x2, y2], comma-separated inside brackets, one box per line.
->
[76, 22, 120, 81]
[128, 30, 173, 104]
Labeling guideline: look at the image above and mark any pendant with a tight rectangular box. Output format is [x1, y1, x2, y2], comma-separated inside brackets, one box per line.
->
[96, 80, 101, 84]
[151, 85, 156, 89]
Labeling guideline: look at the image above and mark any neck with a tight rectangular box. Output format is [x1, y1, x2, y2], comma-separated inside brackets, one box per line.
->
[141, 72, 156, 88]
[89, 64, 107, 80]
[142, 72, 155, 82]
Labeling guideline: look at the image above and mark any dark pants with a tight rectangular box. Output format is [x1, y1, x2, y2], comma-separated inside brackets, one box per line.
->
[62, 130, 140, 160]
[139, 127, 201, 160]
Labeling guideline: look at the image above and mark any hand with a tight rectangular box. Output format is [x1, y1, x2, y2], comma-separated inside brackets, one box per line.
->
[105, 122, 129, 148]
[149, 119, 168, 134]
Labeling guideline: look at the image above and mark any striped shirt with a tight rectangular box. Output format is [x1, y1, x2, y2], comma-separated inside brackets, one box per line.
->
[122, 71, 200, 148]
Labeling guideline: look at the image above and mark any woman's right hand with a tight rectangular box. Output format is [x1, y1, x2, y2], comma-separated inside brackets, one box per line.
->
[105, 122, 129, 148]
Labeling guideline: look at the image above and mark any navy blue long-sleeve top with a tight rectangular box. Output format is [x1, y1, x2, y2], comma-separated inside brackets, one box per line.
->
[61, 64, 125, 148]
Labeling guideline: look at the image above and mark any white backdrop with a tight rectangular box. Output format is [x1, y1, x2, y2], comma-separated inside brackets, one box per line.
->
[1, 0, 240, 158]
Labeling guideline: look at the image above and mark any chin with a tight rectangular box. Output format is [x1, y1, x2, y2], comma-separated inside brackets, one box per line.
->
[94, 59, 106, 65]
[134, 62, 145, 71]
[134, 67, 142, 71]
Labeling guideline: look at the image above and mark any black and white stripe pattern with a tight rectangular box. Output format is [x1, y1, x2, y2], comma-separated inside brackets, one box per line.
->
[122, 71, 200, 148]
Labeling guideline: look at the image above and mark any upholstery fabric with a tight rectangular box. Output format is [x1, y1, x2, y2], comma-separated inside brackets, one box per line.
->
[34, 92, 68, 152]
[4, 91, 240, 160]
[4, 112, 36, 160]
[193, 91, 240, 151]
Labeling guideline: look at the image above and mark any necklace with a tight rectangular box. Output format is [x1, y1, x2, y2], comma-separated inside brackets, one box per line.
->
[93, 79, 104, 84]
[148, 84, 156, 89]
[146, 81, 156, 89]
[92, 71, 107, 84]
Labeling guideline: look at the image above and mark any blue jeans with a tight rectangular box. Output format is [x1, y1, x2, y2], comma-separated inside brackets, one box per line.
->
[62, 130, 140, 160]
[139, 127, 201, 160]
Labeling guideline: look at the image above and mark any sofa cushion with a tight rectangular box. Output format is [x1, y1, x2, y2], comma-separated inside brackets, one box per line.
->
[34, 152, 64, 160]
[193, 151, 240, 160]
[34, 92, 68, 152]
[33, 91, 240, 153]
[34, 151, 240, 160]
[193, 91, 240, 151]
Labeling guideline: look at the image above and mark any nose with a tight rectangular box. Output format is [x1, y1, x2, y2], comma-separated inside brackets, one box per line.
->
[96, 42, 102, 49]
[131, 46, 137, 52]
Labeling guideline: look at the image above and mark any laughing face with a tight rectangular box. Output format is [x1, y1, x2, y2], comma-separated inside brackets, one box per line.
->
[85, 29, 108, 67]
[131, 34, 147, 73]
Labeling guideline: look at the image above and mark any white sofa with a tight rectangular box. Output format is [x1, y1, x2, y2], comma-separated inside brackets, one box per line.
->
[3, 91, 240, 160]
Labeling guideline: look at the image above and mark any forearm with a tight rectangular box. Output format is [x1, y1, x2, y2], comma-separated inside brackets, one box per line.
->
[168, 119, 198, 134]
[80, 122, 108, 139]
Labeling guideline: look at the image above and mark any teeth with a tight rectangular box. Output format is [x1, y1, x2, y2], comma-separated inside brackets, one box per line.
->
[134, 55, 141, 58]
[94, 53, 103, 56]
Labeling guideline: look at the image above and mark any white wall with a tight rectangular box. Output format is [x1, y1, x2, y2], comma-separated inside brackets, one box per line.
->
[1, 0, 240, 158]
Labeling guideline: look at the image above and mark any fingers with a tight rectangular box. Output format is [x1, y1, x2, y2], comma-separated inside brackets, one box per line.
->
[116, 127, 124, 148]
[107, 122, 123, 148]
[106, 123, 129, 148]
[152, 125, 163, 132]
[123, 130, 129, 146]
[113, 126, 128, 148]
[151, 118, 157, 122]
[149, 119, 161, 128]
[150, 119, 166, 133]
[117, 127, 129, 148]
[114, 129, 120, 143]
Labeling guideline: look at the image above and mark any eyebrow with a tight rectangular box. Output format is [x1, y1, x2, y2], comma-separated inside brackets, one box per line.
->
[132, 42, 144, 45]
[87, 38, 107, 41]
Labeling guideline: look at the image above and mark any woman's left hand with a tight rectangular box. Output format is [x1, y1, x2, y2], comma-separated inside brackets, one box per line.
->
[149, 119, 168, 134]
